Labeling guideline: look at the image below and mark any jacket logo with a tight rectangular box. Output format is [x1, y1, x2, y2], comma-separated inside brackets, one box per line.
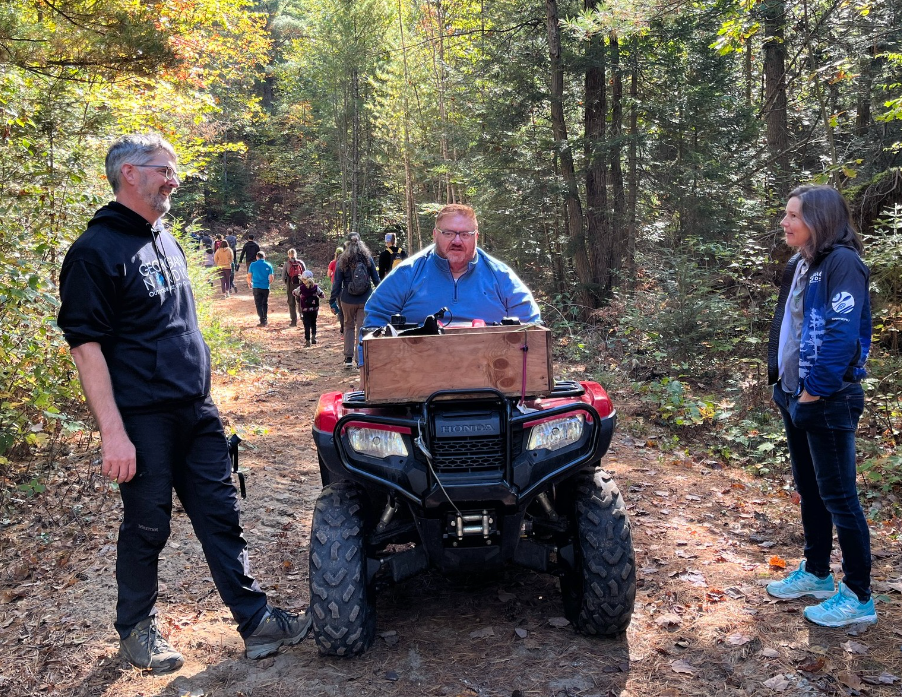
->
[832, 291, 854, 314]
[440, 424, 494, 434]
[809, 271, 822, 285]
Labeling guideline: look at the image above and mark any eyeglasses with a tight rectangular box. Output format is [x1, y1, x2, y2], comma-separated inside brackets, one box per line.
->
[131, 164, 179, 181]
[436, 229, 477, 239]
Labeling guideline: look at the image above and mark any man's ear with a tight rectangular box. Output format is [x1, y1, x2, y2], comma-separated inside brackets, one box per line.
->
[120, 164, 138, 187]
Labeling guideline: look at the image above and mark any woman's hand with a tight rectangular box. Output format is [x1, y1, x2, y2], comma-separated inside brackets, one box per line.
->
[798, 389, 821, 403]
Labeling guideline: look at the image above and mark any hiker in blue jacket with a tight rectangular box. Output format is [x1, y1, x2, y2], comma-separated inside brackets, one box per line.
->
[362, 204, 540, 363]
[765, 185, 875, 628]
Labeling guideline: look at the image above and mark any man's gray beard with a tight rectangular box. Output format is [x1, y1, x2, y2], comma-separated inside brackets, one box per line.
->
[145, 191, 171, 217]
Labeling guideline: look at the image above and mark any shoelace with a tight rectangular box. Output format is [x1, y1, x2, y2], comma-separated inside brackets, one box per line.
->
[818, 590, 848, 612]
[134, 621, 171, 660]
[268, 607, 298, 632]
[782, 568, 808, 585]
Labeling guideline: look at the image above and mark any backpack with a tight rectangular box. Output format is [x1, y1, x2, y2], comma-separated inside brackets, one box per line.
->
[287, 258, 305, 280]
[391, 247, 405, 269]
[346, 259, 371, 296]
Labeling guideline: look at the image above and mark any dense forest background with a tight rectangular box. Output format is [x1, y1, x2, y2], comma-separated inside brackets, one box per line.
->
[1, 0, 900, 509]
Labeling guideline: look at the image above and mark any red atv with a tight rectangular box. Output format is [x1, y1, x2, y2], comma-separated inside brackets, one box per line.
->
[309, 325, 635, 656]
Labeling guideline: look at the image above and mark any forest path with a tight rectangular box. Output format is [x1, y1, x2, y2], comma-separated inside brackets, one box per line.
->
[1, 283, 900, 697]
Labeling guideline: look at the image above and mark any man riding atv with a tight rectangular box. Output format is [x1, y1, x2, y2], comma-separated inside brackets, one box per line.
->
[360, 204, 541, 359]
[309, 205, 635, 656]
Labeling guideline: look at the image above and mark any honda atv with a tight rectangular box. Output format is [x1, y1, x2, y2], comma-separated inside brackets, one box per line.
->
[308, 320, 635, 656]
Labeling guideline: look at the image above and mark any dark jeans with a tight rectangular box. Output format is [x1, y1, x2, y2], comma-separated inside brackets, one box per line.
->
[219, 268, 232, 294]
[287, 281, 301, 324]
[117, 397, 268, 639]
[302, 311, 318, 341]
[773, 383, 871, 600]
[252, 287, 270, 323]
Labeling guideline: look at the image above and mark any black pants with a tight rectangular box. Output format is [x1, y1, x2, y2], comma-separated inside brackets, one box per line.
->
[773, 384, 871, 600]
[302, 311, 318, 341]
[116, 397, 268, 639]
[252, 287, 270, 324]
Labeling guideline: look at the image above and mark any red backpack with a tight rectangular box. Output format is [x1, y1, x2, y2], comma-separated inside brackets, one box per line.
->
[287, 258, 305, 279]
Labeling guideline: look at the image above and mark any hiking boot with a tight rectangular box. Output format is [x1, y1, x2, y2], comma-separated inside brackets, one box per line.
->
[803, 582, 877, 627]
[290, 321, 297, 327]
[766, 561, 835, 600]
[244, 607, 311, 659]
[344, 357, 353, 368]
[311, 337, 317, 345]
[119, 616, 184, 673]
[305, 339, 311, 348]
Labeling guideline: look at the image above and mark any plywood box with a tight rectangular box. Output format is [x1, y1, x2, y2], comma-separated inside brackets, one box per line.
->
[360, 324, 554, 403]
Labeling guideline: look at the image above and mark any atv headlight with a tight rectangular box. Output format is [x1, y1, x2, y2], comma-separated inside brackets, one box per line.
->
[526, 414, 585, 452]
[347, 428, 408, 458]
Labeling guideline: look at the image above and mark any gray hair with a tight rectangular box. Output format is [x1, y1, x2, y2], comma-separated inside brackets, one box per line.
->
[105, 134, 177, 193]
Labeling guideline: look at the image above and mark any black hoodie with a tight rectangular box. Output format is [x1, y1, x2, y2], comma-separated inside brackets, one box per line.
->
[58, 202, 211, 412]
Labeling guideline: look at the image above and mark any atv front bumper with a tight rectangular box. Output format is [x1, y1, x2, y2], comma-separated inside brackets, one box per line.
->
[312, 385, 616, 511]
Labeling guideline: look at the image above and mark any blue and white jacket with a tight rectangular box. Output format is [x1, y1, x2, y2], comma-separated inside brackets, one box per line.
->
[362, 245, 541, 330]
[768, 246, 871, 397]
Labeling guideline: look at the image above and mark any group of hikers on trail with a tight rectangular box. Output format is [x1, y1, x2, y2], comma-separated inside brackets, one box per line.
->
[56, 132, 877, 673]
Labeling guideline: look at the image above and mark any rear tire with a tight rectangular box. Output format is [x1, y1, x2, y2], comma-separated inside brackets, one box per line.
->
[309, 482, 376, 656]
[560, 468, 636, 635]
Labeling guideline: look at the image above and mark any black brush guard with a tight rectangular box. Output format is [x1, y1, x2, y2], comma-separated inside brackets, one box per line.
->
[326, 387, 615, 510]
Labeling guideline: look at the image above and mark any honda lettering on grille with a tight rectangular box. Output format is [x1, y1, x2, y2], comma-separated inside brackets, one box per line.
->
[439, 424, 496, 435]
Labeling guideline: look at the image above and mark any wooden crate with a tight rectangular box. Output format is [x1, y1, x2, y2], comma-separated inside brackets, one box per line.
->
[360, 324, 554, 403]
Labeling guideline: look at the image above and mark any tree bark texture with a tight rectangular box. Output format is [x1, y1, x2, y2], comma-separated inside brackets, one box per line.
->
[584, 17, 608, 301]
[762, 0, 791, 200]
[545, 0, 592, 310]
[609, 33, 626, 295]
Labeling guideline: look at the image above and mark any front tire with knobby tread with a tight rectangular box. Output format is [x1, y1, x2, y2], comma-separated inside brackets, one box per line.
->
[561, 468, 636, 635]
[309, 482, 376, 656]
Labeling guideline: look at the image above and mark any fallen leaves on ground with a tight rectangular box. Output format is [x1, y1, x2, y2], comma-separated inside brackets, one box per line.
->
[726, 633, 752, 646]
[670, 659, 695, 675]
[841, 639, 869, 655]
[762, 674, 790, 691]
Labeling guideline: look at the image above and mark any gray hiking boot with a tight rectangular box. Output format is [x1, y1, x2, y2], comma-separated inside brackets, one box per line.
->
[119, 616, 184, 673]
[244, 606, 311, 659]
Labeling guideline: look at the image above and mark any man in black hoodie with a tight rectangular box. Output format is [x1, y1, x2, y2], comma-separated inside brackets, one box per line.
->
[57, 134, 310, 673]
[238, 234, 260, 274]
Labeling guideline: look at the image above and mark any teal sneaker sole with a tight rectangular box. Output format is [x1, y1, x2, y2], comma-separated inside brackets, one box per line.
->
[803, 607, 878, 628]
[766, 585, 835, 600]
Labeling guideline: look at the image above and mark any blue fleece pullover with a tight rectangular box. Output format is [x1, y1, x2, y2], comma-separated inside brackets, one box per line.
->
[362, 245, 541, 332]
[768, 246, 871, 397]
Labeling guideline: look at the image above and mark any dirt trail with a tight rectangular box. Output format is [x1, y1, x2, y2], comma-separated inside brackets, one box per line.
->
[1, 284, 900, 697]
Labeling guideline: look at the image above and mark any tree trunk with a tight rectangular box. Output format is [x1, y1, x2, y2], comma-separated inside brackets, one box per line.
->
[744, 38, 752, 107]
[584, 13, 608, 300]
[546, 0, 592, 310]
[430, 0, 453, 203]
[609, 33, 626, 295]
[397, 0, 421, 250]
[762, 0, 791, 200]
[351, 68, 360, 232]
[856, 44, 874, 137]
[626, 37, 638, 286]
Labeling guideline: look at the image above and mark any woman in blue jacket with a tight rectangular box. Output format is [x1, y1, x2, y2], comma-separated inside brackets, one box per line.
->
[765, 185, 875, 627]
